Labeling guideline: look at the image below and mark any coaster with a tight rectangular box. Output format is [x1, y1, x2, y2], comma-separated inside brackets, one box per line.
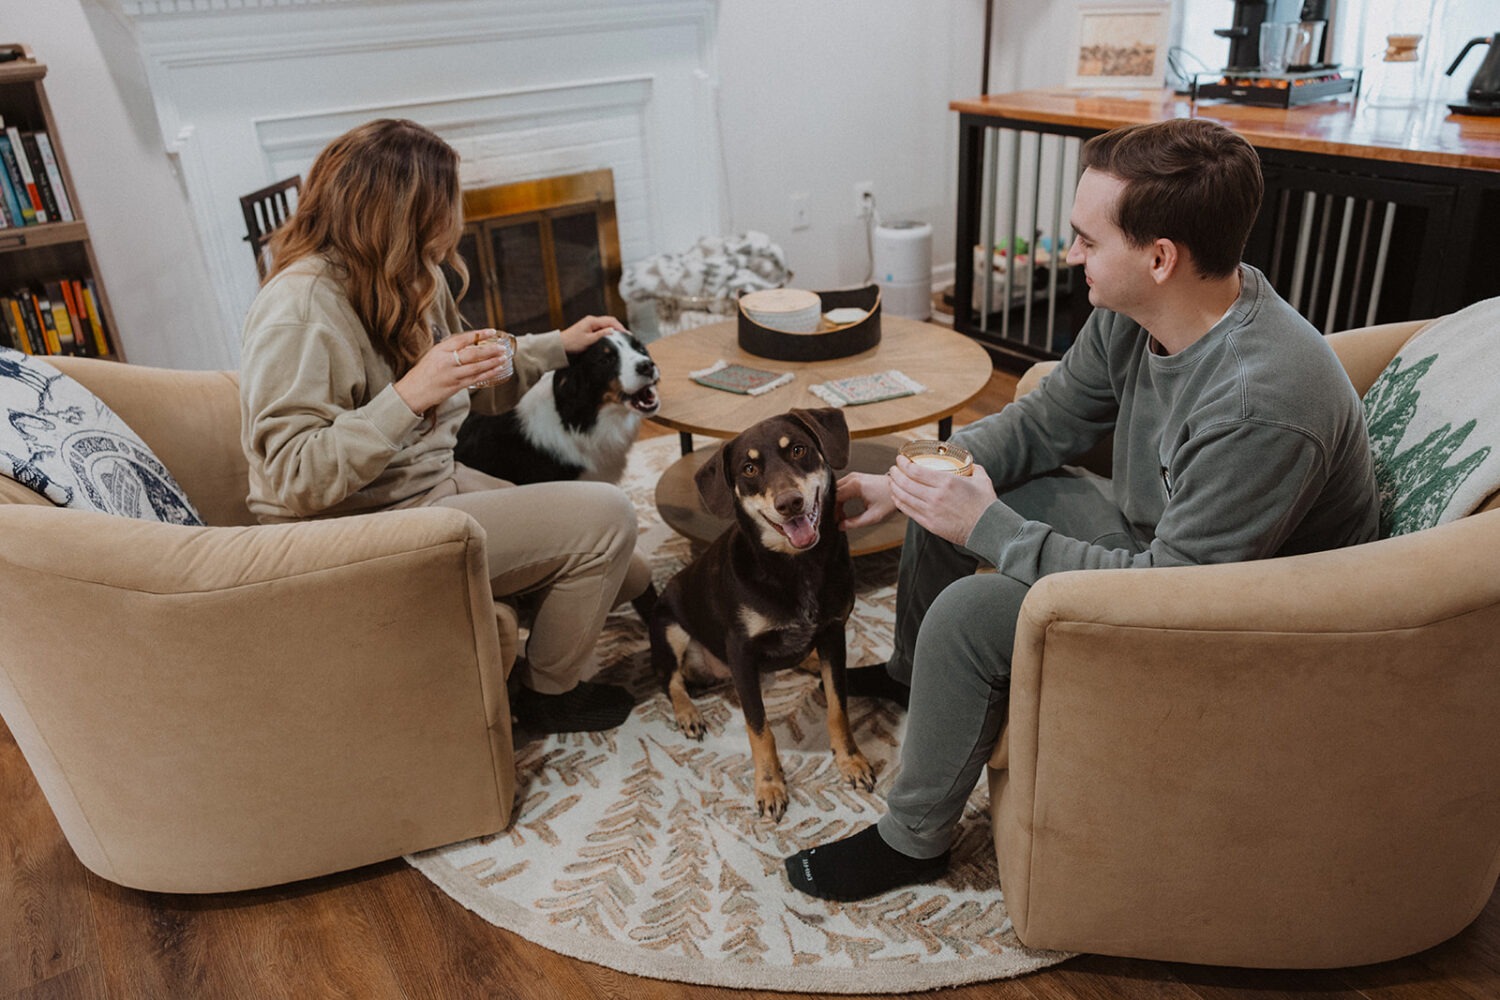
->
[690, 359, 794, 396]
[810, 369, 927, 407]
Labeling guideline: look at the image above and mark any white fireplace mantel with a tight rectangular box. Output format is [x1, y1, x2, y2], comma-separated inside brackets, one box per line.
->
[102, 0, 724, 363]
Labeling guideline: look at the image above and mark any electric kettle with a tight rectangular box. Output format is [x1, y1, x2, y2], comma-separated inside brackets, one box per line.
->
[1445, 34, 1500, 115]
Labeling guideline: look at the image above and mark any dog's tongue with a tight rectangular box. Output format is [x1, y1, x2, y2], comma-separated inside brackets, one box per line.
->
[782, 514, 818, 549]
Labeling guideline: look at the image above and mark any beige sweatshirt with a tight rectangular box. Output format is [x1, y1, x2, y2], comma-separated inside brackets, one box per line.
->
[239, 255, 567, 522]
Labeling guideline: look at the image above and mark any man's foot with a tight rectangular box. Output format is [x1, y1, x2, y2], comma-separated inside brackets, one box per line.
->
[845, 664, 910, 708]
[514, 680, 634, 733]
[784, 825, 949, 902]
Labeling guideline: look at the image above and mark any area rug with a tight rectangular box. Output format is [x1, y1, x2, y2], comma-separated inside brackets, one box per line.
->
[407, 432, 1073, 993]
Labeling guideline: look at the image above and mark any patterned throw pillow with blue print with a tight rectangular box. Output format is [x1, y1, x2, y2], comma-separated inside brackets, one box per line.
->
[0, 348, 204, 525]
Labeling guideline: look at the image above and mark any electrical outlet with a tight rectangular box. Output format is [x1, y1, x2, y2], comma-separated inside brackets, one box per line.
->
[791, 192, 810, 231]
[853, 181, 875, 219]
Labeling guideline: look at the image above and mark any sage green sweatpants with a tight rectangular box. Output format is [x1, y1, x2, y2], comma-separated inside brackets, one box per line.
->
[876, 466, 1143, 860]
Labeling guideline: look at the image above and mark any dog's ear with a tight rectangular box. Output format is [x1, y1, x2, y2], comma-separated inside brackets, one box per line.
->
[694, 440, 737, 518]
[788, 407, 850, 470]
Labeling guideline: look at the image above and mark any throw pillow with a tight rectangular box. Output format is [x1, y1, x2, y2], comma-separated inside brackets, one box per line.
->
[1362, 297, 1500, 537]
[0, 348, 204, 525]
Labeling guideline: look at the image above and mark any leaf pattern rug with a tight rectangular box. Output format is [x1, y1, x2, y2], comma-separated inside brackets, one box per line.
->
[408, 432, 1073, 993]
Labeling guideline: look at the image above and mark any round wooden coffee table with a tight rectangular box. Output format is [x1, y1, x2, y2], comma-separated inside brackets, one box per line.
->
[648, 316, 992, 555]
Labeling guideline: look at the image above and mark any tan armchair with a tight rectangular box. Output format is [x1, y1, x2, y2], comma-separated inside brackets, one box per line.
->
[990, 320, 1500, 968]
[0, 356, 518, 893]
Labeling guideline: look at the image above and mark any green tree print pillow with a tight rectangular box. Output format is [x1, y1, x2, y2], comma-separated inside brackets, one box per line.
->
[1361, 298, 1500, 537]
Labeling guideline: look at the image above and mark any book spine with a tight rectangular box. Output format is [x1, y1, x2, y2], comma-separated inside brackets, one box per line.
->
[19, 291, 54, 354]
[32, 132, 73, 222]
[32, 289, 61, 354]
[5, 125, 46, 223]
[81, 278, 111, 355]
[0, 135, 34, 225]
[44, 281, 78, 354]
[57, 280, 85, 356]
[25, 294, 44, 353]
[20, 133, 60, 225]
[0, 191, 10, 227]
[9, 293, 36, 353]
[0, 295, 25, 352]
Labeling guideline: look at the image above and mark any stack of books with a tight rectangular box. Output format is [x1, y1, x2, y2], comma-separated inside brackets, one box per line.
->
[0, 116, 74, 228]
[0, 279, 112, 357]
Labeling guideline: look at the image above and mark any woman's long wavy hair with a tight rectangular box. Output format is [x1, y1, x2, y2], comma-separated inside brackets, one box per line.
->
[266, 119, 468, 376]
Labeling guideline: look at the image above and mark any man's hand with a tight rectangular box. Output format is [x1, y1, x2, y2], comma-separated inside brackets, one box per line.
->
[560, 315, 625, 353]
[888, 454, 998, 546]
[836, 472, 896, 530]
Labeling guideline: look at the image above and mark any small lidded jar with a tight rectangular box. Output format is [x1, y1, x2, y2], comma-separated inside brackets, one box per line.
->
[899, 439, 974, 476]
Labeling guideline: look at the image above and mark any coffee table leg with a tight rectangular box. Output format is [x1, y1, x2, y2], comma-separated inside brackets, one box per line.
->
[938, 416, 952, 441]
[678, 431, 694, 457]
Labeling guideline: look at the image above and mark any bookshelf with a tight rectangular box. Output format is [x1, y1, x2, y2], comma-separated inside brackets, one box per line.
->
[0, 43, 122, 360]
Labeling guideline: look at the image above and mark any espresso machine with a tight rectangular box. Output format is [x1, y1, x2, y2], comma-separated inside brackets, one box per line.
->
[1198, 0, 1353, 106]
[1214, 0, 1305, 72]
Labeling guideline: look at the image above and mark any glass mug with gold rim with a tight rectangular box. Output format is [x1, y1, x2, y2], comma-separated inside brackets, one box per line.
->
[899, 439, 974, 476]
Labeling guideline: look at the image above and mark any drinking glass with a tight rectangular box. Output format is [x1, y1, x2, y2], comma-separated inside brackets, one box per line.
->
[471, 331, 515, 389]
[1259, 22, 1298, 74]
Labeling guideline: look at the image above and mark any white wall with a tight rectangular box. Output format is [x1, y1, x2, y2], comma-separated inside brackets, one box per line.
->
[713, 1, 1085, 292]
[2, 0, 1087, 370]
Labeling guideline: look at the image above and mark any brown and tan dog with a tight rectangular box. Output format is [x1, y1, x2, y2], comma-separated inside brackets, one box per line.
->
[649, 408, 876, 820]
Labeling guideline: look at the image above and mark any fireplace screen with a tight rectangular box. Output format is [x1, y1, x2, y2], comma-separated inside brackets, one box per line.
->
[454, 168, 625, 336]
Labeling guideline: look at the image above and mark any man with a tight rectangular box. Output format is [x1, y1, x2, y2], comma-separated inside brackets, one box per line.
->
[784, 118, 1379, 902]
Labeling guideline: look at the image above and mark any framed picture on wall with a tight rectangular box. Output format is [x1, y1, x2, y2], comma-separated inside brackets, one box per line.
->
[1068, 3, 1170, 90]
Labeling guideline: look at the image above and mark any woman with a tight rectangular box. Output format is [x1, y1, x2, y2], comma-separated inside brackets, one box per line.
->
[239, 118, 646, 733]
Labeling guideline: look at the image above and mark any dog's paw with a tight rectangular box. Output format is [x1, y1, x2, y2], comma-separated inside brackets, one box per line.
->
[837, 751, 877, 791]
[756, 779, 790, 822]
[674, 709, 707, 740]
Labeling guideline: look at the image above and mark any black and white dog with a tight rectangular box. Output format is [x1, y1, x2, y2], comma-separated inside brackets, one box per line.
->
[455, 329, 661, 485]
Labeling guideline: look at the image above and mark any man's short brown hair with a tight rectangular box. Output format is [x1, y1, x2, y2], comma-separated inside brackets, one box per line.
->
[1080, 118, 1262, 279]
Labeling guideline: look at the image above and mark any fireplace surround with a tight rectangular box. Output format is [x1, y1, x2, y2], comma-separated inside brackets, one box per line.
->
[104, 0, 724, 362]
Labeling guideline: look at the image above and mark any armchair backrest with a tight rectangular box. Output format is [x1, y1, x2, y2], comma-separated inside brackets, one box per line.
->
[45, 356, 255, 527]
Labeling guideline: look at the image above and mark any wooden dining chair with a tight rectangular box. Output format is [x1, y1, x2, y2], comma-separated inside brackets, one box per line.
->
[239, 176, 302, 280]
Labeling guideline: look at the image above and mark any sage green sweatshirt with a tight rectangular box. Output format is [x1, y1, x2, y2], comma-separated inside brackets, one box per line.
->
[239, 255, 567, 522]
[959, 265, 1380, 582]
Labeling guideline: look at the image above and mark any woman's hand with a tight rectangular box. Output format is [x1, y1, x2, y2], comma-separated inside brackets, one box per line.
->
[888, 454, 999, 546]
[392, 329, 509, 415]
[559, 315, 625, 354]
[836, 471, 897, 530]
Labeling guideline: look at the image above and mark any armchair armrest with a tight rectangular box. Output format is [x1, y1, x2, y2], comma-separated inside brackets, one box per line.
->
[991, 510, 1500, 965]
[1014, 360, 1057, 401]
[0, 505, 514, 891]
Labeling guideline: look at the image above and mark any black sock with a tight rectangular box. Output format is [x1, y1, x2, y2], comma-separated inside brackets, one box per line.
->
[514, 680, 634, 733]
[784, 825, 949, 902]
[845, 663, 910, 708]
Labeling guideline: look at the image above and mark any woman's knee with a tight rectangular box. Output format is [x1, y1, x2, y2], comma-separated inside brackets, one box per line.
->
[570, 481, 638, 559]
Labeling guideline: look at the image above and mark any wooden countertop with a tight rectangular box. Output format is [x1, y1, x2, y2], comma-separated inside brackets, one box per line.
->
[950, 89, 1500, 173]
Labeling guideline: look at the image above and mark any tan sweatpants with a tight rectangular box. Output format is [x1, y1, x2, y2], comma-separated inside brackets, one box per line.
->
[424, 464, 645, 695]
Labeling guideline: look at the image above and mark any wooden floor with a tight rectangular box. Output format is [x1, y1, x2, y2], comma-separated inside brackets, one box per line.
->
[5, 365, 1499, 999]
